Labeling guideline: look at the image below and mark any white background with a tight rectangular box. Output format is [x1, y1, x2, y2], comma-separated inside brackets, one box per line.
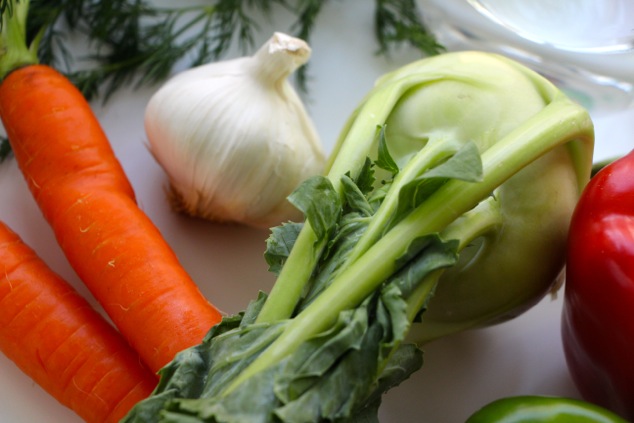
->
[0, 2, 633, 422]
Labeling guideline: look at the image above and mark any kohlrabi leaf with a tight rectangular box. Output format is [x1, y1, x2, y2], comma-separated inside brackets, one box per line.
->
[391, 141, 484, 228]
[124, 291, 423, 423]
[353, 343, 424, 423]
[374, 125, 399, 175]
[393, 235, 458, 296]
[123, 229, 458, 423]
[299, 212, 369, 310]
[355, 157, 376, 195]
[287, 175, 341, 240]
[264, 222, 303, 276]
[296, 167, 378, 310]
[172, 293, 423, 422]
[394, 177, 446, 226]
[341, 173, 374, 217]
[121, 293, 281, 423]
[420, 141, 483, 182]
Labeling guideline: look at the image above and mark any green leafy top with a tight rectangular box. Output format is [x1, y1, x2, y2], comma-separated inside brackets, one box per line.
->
[17, 0, 443, 101]
[122, 136, 468, 423]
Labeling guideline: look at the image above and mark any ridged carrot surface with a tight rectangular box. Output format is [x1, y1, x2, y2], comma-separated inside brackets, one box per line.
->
[0, 65, 223, 373]
[0, 221, 157, 423]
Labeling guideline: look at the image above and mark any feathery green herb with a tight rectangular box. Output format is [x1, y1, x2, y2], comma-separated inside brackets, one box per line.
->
[17, 0, 443, 100]
[0, 0, 442, 161]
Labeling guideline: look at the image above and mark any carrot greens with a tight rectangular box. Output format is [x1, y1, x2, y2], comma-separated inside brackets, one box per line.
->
[124, 52, 594, 422]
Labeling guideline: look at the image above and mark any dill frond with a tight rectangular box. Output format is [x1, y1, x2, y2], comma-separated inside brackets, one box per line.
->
[16, 0, 444, 100]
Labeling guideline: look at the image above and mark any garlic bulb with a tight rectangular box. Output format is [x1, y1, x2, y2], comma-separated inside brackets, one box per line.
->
[144, 32, 326, 228]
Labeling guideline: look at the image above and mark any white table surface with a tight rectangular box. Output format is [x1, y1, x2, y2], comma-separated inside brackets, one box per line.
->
[1, 2, 633, 422]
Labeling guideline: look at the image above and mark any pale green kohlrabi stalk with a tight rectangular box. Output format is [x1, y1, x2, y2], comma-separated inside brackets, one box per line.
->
[122, 51, 594, 423]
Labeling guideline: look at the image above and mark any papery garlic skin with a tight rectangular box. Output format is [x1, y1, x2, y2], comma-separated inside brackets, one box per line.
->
[145, 32, 326, 228]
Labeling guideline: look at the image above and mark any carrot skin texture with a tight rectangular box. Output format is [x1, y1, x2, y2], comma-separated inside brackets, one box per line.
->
[0, 221, 157, 423]
[0, 65, 223, 373]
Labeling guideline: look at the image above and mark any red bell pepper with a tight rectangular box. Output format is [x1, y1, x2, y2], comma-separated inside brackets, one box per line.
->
[562, 149, 634, 421]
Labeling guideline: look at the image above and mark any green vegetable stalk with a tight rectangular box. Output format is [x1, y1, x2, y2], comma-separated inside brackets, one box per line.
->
[123, 51, 593, 422]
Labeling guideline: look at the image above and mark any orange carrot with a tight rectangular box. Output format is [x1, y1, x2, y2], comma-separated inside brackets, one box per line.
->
[0, 220, 157, 423]
[0, 64, 223, 373]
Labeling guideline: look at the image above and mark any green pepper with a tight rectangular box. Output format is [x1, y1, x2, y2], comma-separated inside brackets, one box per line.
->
[466, 396, 629, 423]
